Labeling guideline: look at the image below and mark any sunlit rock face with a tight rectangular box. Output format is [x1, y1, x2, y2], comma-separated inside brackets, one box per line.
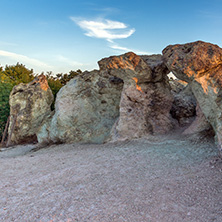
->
[8, 75, 53, 145]
[99, 52, 175, 141]
[163, 41, 222, 152]
[37, 70, 123, 144]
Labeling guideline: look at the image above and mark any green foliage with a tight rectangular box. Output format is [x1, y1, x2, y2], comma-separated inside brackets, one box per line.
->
[45, 71, 63, 100]
[3, 63, 35, 84]
[0, 63, 35, 141]
[0, 73, 14, 140]
[57, 69, 82, 85]
[0, 63, 82, 141]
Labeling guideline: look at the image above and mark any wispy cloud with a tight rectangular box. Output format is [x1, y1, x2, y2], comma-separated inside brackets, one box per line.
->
[109, 43, 150, 55]
[71, 17, 150, 55]
[71, 17, 135, 41]
[0, 50, 52, 69]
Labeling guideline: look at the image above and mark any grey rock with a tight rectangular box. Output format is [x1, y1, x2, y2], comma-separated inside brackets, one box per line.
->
[8, 75, 53, 145]
[163, 41, 222, 154]
[37, 70, 123, 144]
[99, 52, 175, 141]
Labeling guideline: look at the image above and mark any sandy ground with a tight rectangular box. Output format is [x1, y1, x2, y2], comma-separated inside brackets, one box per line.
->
[0, 136, 221, 222]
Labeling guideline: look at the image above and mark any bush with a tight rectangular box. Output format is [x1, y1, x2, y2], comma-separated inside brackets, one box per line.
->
[0, 74, 14, 141]
[0, 64, 82, 141]
[0, 63, 34, 141]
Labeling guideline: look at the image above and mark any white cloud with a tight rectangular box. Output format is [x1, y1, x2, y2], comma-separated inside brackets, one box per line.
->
[71, 17, 151, 55]
[110, 43, 151, 55]
[0, 50, 52, 70]
[71, 17, 135, 41]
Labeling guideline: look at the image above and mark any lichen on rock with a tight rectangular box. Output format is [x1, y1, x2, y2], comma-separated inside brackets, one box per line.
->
[99, 52, 175, 141]
[37, 70, 123, 144]
[8, 74, 53, 145]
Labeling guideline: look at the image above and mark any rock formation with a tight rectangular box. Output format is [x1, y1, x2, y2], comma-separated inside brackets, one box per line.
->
[7, 40, 222, 156]
[8, 75, 53, 145]
[169, 79, 187, 94]
[37, 70, 123, 144]
[99, 52, 175, 141]
[183, 103, 213, 136]
[170, 84, 196, 126]
[163, 41, 222, 153]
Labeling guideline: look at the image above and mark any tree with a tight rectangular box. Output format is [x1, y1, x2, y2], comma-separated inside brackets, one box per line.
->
[46, 72, 63, 98]
[0, 73, 14, 141]
[0, 64, 34, 141]
[59, 69, 82, 85]
[0, 64, 83, 140]
[3, 63, 35, 85]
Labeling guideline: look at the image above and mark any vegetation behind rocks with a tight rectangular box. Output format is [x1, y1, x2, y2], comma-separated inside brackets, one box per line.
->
[0, 63, 82, 141]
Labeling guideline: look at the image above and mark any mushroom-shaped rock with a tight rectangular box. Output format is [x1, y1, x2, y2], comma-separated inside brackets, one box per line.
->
[98, 52, 153, 83]
[99, 52, 175, 141]
[163, 41, 222, 154]
[8, 75, 53, 145]
[162, 41, 222, 83]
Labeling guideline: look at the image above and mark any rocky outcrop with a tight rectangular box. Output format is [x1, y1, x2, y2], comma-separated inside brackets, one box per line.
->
[183, 103, 213, 136]
[8, 40, 222, 154]
[37, 53, 175, 144]
[169, 79, 188, 94]
[8, 75, 53, 145]
[171, 94, 196, 126]
[99, 52, 175, 141]
[163, 41, 222, 153]
[37, 70, 123, 144]
[170, 84, 196, 126]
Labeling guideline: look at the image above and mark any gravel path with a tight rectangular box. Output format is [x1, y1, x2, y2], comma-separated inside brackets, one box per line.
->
[0, 137, 221, 222]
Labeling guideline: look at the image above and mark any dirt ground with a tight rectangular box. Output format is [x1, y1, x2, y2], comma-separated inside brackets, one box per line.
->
[0, 135, 221, 222]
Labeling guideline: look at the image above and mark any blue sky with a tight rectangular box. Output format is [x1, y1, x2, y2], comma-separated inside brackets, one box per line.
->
[0, 0, 222, 74]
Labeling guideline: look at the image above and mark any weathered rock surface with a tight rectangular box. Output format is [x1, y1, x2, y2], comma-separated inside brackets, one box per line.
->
[99, 52, 175, 141]
[170, 84, 196, 126]
[8, 75, 53, 145]
[36, 112, 54, 145]
[169, 77, 212, 136]
[163, 41, 222, 153]
[169, 79, 188, 94]
[9, 41, 222, 151]
[162, 41, 222, 83]
[37, 70, 123, 144]
[183, 103, 213, 136]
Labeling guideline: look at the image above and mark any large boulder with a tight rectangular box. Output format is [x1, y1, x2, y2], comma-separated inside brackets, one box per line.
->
[8, 75, 53, 145]
[37, 70, 123, 144]
[163, 41, 222, 153]
[99, 52, 175, 141]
